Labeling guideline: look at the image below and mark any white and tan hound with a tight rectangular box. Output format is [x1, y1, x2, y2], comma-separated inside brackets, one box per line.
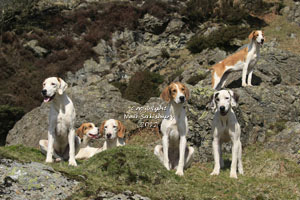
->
[154, 82, 194, 176]
[211, 30, 265, 90]
[210, 89, 243, 178]
[99, 119, 126, 151]
[75, 123, 101, 159]
[39, 77, 77, 166]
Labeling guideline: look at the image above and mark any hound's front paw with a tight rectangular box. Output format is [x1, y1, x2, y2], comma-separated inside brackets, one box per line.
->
[55, 158, 62, 162]
[164, 162, 170, 170]
[210, 169, 220, 176]
[230, 172, 238, 179]
[68, 159, 77, 166]
[247, 83, 253, 86]
[238, 168, 244, 175]
[175, 170, 184, 176]
[45, 158, 53, 163]
[242, 83, 247, 87]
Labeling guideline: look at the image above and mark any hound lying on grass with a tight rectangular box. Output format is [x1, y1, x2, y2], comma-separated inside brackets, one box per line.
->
[99, 119, 126, 151]
[211, 30, 265, 90]
[154, 82, 194, 176]
[39, 77, 77, 166]
[75, 122, 101, 159]
[210, 89, 243, 178]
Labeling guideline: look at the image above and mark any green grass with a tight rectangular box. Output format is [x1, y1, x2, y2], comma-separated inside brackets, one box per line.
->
[0, 143, 299, 199]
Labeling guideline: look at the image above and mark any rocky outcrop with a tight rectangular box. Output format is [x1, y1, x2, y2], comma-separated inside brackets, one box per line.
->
[285, 2, 300, 26]
[265, 122, 300, 162]
[23, 40, 49, 57]
[4, 0, 300, 167]
[96, 191, 150, 200]
[6, 80, 139, 148]
[184, 43, 300, 162]
[0, 158, 78, 200]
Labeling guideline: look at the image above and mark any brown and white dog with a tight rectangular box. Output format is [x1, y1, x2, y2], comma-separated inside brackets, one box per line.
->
[75, 123, 101, 159]
[39, 77, 77, 166]
[154, 82, 194, 176]
[99, 119, 126, 151]
[211, 30, 265, 90]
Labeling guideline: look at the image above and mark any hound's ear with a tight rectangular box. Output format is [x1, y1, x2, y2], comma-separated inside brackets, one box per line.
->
[160, 85, 171, 102]
[99, 121, 106, 137]
[57, 77, 68, 95]
[248, 31, 255, 40]
[228, 90, 239, 107]
[117, 120, 125, 138]
[184, 84, 190, 101]
[210, 92, 218, 111]
[76, 124, 85, 139]
[262, 32, 266, 42]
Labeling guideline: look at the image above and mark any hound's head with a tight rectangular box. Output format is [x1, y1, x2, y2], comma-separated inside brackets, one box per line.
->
[41, 77, 68, 103]
[76, 123, 99, 141]
[160, 82, 190, 104]
[249, 30, 265, 46]
[99, 119, 125, 140]
[211, 90, 239, 116]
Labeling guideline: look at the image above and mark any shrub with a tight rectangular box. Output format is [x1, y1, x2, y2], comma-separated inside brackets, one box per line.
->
[182, 0, 217, 28]
[182, 0, 267, 30]
[186, 73, 207, 86]
[269, 120, 287, 133]
[187, 25, 252, 53]
[123, 70, 164, 105]
[0, 105, 25, 146]
[1, 31, 17, 44]
[141, 0, 177, 19]
[111, 81, 128, 95]
[161, 48, 170, 59]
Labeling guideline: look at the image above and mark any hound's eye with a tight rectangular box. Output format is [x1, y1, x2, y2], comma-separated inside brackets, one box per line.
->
[113, 125, 117, 128]
[216, 98, 220, 101]
[181, 88, 185, 90]
[84, 127, 87, 130]
[172, 89, 176, 93]
[225, 97, 229, 100]
[104, 126, 107, 129]
[51, 83, 55, 86]
[43, 83, 45, 86]
[89, 125, 92, 128]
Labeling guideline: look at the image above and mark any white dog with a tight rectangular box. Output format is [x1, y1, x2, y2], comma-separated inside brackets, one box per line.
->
[39, 77, 77, 166]
[210, 89, 243, 178]
[75, 123, 101, 159]
[211, 30, 265, 89]
[154, 82, 194, 176]
[99, 119, 125, 151]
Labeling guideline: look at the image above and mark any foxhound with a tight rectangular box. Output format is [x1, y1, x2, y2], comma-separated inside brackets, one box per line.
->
[210, 89, 243, 178]
[99, 119, 126, 151]
[211, 30, 265, 90]
[75, 123, 102, 159]
[39, 77, 77, 166]
[154, 82, 194, 176]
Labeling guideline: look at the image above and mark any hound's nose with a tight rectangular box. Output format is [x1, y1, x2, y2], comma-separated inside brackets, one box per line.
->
[220, 106, 225, 112]
[41, 89, 47, 96]
[106, 133, 112, 139]
[179, 96, 185, 102]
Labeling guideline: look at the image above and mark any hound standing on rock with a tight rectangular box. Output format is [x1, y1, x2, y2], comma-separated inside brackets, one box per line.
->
[211, 30, 265, 90]
[39, 77, 78, 166]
